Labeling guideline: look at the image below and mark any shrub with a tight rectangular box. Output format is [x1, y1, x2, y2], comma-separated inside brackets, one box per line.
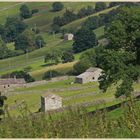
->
[31, 9, 39, 14]
[52, 2, 64, 12]
[42, 70, 62, 80]
[61, 51, 74, 63]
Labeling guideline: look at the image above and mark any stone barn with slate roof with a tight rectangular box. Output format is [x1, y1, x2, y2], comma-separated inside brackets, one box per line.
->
[41, 93, 62, 112]
[75, 67, 103, 84]
[0, 78, 26, 90]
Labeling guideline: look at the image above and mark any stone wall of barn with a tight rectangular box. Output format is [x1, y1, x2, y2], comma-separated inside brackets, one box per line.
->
[41, 96, 62, 112]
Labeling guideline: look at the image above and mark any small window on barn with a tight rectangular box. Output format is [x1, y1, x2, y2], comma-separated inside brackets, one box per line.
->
[92, 77, 95, 80]
[51, 97, 56, 103]
[8, 85, 10, 87]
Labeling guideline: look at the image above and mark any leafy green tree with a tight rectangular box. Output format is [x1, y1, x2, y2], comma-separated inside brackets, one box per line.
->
[73, 58, 92, 75]
[95, 2, 107, 12]
[31, 9, 39, 14]
[82, 16, 99, 30]
[4, 17, 27, 42]
[115, 77, 133, 98]
[20, 4, 32, 19]
[42, 70, 62, 80]
[80, 49, 97, 66]
[102, 7, 140, 98]
[15, 30, 36, 52]
[134, 33, 140, 65]
[77, 6, 94, 18]
[61, 51, 74, 63]
[51, 24, 61, 33]
[0, 36, 11, 59]
[52, 2, 64, 11]
[10, 70, 35, 83]
[44, 51, 61, 64]
[35, 35, 46, 49]
[73, 27, 97, 53]
[0, 92, 7, 120]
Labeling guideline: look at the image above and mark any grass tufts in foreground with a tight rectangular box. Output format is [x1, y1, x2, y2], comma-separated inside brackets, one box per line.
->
[1, 99, 140, 138]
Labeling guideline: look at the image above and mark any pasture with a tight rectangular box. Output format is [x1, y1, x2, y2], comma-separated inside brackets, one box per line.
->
[5, 77, 140, 116]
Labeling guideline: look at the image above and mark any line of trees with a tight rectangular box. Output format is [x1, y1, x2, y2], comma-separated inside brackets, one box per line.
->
[51, 2, 109, 33]
[44, 50, 75, 64]
[20, 4, 39, 20]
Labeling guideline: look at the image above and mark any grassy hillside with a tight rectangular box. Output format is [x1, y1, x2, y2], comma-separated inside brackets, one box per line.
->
[5, 76, 140, 116]
[0, 2, 95, 31]
[61, 5, 119, 31]
[0, 24, 104, 80]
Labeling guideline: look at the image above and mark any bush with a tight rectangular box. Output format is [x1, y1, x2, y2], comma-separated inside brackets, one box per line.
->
[52, 2, 64, 12]
[95, 2, 107, 12]
[20, 4, 32, 19]
[61, 51, 74, 63]
[73, 59, 92, 75]
[35, 35, 46, 49]
[31, 9, 39, 14]
[42, 70, 62, 80]
[2, 70, 35, 83]
[73, 27, 97, 53]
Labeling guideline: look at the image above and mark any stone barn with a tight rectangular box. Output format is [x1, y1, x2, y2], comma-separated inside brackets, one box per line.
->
[41, 93, 62, 112]
[75, 67, 103, 84]
[64, 33, 74, 41]
[0, 78, 26, 91]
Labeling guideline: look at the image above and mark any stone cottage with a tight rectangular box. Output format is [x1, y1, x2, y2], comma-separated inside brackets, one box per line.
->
[0, 78, 26, 90]
[75, 67, 103, 84]
[41, 93, 62, 112]
[64, 33, 74, 41]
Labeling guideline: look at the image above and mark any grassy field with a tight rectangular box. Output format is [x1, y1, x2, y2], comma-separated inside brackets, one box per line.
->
[5, 77, 140, 116]
[0, 2, 95, 30]
[61, 5, 119, 31]
[0, 24, 104, 80]
[0, 2, 106, 79]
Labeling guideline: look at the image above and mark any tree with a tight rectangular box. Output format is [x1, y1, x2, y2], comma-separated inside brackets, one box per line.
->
[15, 30, 36, 52]
[77, 6, 94, 18]
[44, 51, 61, 64]
[95, 2, 107, 12]
[4, 17, 27, 42]
[52, 2, 64, 12]
[35, 35, 46, 49]
[61, 51, 74, 63]
[42, 70, 62, 80]
[51, 24, 61, 33]
[0, 92, 7, 120]
[10, 70, 35, 83]
[0, 36, 11, 59]
[73, 27, 97, 53]
[82, 16, 99, 30]
[73, 58, 92, 75]
[20, 4, 32, 19]
[80, 48, 97, 66]
[31, 9, 39, 15]
[97, 6, 140, 98]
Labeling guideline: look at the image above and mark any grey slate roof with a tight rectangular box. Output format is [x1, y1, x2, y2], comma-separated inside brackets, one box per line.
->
[76, 67, 102, 79]
[0, 78, 26, 85]
[41, 93, 62, 99]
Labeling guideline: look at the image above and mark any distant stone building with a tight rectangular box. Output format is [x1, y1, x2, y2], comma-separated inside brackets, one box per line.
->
[75, 67, 103, 84]
[64, 33, 74, 41]
[41, 93, 62, 112]
[0, 78, 26, 90]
